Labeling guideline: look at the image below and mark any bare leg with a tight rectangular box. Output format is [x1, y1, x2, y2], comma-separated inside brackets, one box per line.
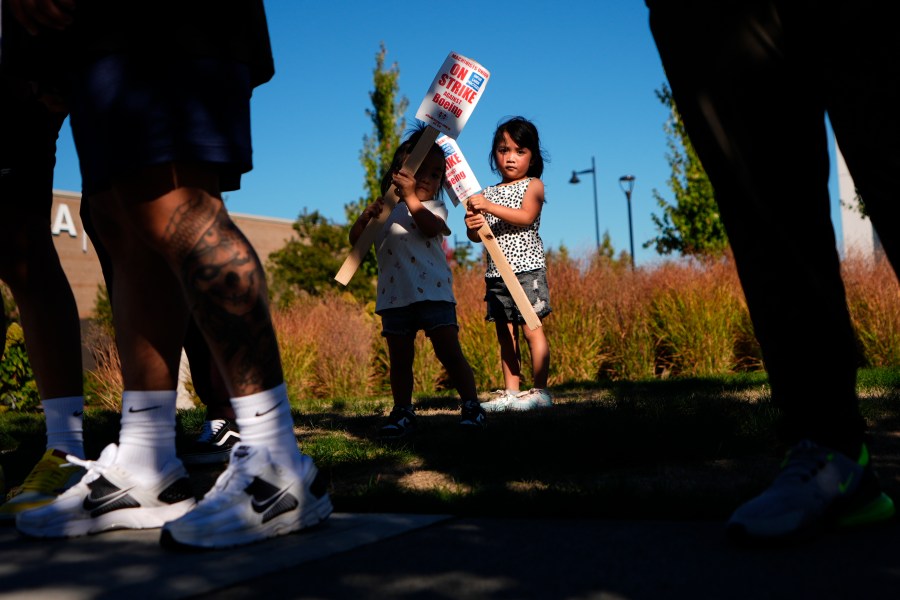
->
[495, 321, 522, 391]
[112, 163, 283, 397]
[385, 335, 415, 409]
[0, 208, 83, 400]
[429, 326, 477, 401]
[522, 321, 550, 389]
[87, 192, 188, 391]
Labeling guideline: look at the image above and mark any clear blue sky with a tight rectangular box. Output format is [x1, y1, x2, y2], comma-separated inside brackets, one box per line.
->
[50, 1, 843, 266]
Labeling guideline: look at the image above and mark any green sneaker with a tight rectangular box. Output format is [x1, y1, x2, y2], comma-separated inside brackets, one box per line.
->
[727, 440, 894, 542]
[0, 449, 85, 522]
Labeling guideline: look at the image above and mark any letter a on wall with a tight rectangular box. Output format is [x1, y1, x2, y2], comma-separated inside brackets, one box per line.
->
[51, 203, 78, 238]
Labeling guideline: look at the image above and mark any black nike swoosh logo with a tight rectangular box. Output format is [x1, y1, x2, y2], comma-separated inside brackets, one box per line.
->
[82, 486, 135, 511]
[73, 410, 84, 417]
[255, 400, 283, 417]
[128, 405, 161, 413]
[250, 487, 291, 513]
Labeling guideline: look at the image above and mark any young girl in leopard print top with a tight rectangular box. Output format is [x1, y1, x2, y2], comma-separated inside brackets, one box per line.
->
[464, 117, 553, 412]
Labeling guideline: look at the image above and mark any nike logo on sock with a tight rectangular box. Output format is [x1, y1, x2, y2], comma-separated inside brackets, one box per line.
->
[128, 405, 161, 413]
[255, 400, 283, 417]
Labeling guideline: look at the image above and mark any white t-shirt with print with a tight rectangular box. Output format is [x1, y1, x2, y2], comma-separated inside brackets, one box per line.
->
[375, 199, 455, 313]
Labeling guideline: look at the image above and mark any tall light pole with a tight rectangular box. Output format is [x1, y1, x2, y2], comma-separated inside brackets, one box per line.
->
[619, 175, 636, 269]
[569, 156, 599, 252]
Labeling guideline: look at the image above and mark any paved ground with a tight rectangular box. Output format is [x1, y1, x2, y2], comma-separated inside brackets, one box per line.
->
[2, 512, 900, 599]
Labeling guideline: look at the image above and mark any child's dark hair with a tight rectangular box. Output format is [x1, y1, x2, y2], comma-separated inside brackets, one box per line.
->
[489, 116, 548, 178]
[380, 124, 447, 197]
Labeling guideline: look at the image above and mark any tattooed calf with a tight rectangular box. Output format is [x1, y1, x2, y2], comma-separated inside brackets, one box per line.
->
[174, 203, 282, 393]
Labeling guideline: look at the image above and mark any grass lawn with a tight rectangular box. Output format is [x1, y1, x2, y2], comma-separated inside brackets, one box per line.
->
[3, 368, 900, 521]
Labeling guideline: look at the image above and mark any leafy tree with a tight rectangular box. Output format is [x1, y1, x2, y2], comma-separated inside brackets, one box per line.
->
[598, 230, 616, 261]
[268, 210, 373, 304]
[590, 230, 631, 270]
[646, 84, 728, 257]
[841, 187, 868, 219]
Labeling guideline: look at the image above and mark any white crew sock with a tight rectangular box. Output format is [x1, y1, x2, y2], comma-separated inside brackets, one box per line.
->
[116, 390, 178, 481]
[232, 383, 302, 469]
[42, 396, 85, 459]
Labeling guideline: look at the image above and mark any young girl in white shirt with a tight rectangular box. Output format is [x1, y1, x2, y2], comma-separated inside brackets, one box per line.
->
[350, 128, 485, 438]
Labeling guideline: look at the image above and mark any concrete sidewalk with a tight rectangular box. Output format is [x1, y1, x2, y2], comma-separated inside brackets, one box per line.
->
[0, 513, 447, 599]
[2, 513, 900, 599]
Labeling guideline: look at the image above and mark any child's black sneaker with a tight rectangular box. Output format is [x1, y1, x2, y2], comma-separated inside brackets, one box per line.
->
[180, 419, 241, 465]
[459, 400, 486, 428]
[378, 406, 417, 440]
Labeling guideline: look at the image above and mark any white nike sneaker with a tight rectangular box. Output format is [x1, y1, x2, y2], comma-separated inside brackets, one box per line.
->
[161, 444, 332, 549]
[16, 444, 196, 538]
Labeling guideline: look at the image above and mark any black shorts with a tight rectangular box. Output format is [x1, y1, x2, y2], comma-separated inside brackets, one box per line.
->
[379, 301, 459, 337]
[68, 54, 252, 196]
[0, 78, 66, 216]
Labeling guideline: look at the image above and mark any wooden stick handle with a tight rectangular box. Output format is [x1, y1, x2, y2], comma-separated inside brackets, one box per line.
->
[335, 127, 441, 285]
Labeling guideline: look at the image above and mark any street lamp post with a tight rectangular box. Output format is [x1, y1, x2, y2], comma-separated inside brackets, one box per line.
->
[569, 156, 599, 252]
[619, 175, 636, 269]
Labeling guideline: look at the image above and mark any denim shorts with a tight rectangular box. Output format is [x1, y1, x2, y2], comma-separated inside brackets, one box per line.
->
[379, 300, 459, 337]
[485, 268, 552, 324]
[68, 54, 252, 196]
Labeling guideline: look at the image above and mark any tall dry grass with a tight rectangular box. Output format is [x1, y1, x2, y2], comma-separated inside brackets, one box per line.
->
[81, 254, 899, 404]
[271, 293, 377, 401]
[82, 322, 123, 411]
[646, 259, 750, 377]
[542, 256, 611, 384]
[843, 254, 900, 367]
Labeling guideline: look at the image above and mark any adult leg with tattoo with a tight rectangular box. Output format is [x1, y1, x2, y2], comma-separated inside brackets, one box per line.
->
[98, 163, 330, 548]
[81, 197, 239, 465]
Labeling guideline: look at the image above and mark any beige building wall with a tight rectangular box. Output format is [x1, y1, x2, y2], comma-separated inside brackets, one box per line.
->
[50, 190, 298, 319]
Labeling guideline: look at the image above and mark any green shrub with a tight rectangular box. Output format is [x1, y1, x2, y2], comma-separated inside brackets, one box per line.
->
[1, 323, 40, 411]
